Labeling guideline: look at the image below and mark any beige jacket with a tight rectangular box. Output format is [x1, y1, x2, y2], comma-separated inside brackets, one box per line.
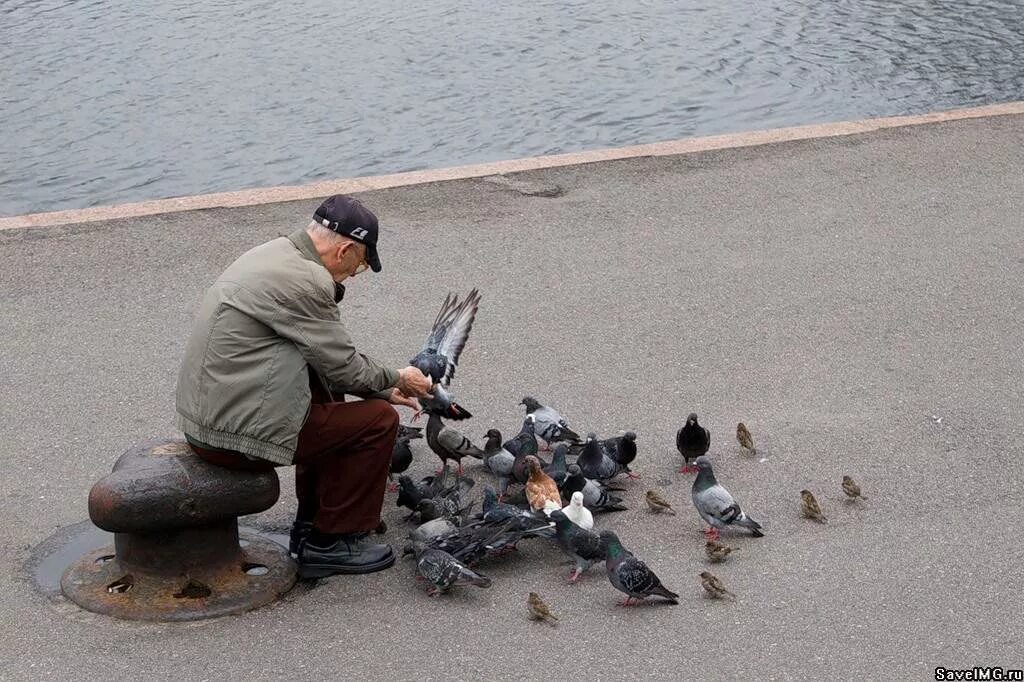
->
[175, 229, 398, 464]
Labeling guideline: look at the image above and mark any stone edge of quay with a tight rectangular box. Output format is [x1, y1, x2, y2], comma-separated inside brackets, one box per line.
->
[3, 101, 1023, 231]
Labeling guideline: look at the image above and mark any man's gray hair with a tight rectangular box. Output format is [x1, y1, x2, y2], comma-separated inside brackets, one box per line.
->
[307, 220, 350, 245]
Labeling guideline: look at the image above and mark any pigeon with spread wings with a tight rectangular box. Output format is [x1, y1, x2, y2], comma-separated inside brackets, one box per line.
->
[411, 289, 482, 420]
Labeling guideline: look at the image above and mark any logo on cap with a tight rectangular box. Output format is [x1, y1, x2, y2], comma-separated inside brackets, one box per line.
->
[350, 227, 368, 240]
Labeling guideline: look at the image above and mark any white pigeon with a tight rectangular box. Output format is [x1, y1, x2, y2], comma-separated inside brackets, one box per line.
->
[562, 491, 594, 530]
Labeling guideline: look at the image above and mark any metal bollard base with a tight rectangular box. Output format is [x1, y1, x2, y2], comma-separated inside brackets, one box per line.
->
[61, 532, 295, 621]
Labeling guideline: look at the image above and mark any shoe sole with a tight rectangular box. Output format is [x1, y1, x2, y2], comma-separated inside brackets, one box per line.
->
[297, 553, 396, 579]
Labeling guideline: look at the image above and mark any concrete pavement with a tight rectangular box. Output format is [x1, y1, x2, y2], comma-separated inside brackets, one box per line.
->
[2, 112, 1023, 680]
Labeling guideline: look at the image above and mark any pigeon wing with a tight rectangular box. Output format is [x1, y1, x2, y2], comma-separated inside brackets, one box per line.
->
[694, 483, 742, 525]
[438, 426, 484, 458]
[434, 288, 481, 386]
[617, 556, 661, 596]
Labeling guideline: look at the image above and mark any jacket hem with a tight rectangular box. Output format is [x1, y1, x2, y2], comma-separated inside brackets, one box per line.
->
[176, 413, 294, 466]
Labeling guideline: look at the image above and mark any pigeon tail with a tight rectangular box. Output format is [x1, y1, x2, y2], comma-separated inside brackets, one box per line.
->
[559, 426, 581, 442]
[653, 585, 680, 604]
[738, 516, 764, 536]
[445, 402, 473, 420]
[465, 573, 492, 588]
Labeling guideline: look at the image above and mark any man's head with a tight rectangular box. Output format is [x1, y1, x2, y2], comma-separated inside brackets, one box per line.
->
[306, 195, 381, 282]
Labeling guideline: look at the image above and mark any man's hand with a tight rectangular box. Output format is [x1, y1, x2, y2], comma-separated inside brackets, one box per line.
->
[387, 388, 421, 411]
[395, 366, 433, 399]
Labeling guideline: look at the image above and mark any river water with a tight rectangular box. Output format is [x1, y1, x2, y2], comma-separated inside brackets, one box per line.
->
[2, 0, 1023, 217]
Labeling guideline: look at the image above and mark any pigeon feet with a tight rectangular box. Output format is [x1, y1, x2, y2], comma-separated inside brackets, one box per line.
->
[626, 471, 641, 480]
[679, 464, 698, 474]
[703, 527, 721, 542]
[568, 569, 582, 584]
[617, 597, 637, 607]
[386, 482, 399, 493]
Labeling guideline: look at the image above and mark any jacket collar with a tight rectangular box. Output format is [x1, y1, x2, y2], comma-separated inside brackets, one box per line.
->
[287, 229, 326, 268]
[287, 229, 345, 301]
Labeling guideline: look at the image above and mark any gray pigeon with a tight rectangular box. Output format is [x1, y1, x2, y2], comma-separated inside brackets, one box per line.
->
[600, 530, 679, 605]
[676, 413, 710, 473]
[520, 396, 581, 448]
[397, 424, 424, 441]
[691, 456, 763, 540]
[509, 416, 543, 484]
[412, 542, 492, 596]
[411, 289, 482, 420]
[482, 428, 515, 496]
[389, 436, 415, 491]
[549, 509, 606, 583]
[408, 517, 459, 544]
[426, 412, 484, 475]
[559, 464, 627, 513]
[543, 443, 570, 487]
[576, 433, 629, 481]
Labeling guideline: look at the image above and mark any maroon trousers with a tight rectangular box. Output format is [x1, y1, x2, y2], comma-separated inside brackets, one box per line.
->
[190, 382, 399, 535]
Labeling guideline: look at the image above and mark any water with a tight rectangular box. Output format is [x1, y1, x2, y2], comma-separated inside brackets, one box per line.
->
[2, 0, 1023, 217]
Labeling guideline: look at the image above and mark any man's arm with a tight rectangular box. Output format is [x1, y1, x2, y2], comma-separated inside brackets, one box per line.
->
[267, 288, 399, 395]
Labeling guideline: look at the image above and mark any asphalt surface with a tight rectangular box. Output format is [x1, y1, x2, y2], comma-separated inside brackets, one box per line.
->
[2, 114, 1023, 681]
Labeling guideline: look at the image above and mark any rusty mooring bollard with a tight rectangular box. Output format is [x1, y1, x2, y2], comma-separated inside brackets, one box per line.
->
[61, 438, 296, 621]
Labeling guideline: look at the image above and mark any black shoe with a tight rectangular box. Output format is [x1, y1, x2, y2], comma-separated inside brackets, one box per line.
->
[298, 533, 396, 578]
[289, 520, 313, 556]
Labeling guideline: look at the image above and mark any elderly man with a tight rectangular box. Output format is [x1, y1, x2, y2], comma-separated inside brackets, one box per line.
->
[175, 194, 432, 578]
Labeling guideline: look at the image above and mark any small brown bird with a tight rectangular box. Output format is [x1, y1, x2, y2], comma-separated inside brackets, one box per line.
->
[525, 456, 561, 512]
[526, 592, 558, 624]
[645, 490, 676, 515]
[700, 571, 735, 599]
[842, 475, 867, 501]
[735, 422, 756, 456]
[800, 489, 827, 523]
[704, 540, 739, 563]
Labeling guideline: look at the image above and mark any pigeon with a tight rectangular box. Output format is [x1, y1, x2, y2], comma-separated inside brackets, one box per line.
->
[735, 422, 756, 456]
[800, 490, 827, 523]
[397, 424, 424, 441]
[613, 431, 639, 477]
[576, 433, 629, 482]
[549, 510, 606, 583]
[481, 486, 533, 523]
[645, 490, 676, 515]
[426, 503, 555, 564]
[676, 413, 711, 474]
[416, 474, 476, 524]
[544, 443, 570, 487]
[389, 436, 415, 491]
[425, 412, 484, 475]
[527, 592, 559, 625]
[396, 473, 448, 513]
[412, 542, 492, 596]
[691, 456, 764, 541]
[560, 465, 627, 513]
[842, 475, 867, 501]
[509, 417, 542, 484]
[700, 571, 735, 599]
[402, 470, 475, 522]
[704, 540, 739, 563]
[520, 396, 580, 449]
[561, 491, 594, 530]
[481, 429, 516, 496]
[407, 518, 459, 545]
[411, 289, 482, 420]
[600, 530, 679, 606]
[525, 456, 562, 512]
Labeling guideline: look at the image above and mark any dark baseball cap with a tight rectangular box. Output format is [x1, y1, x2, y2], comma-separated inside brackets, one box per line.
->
[313, 195, 382, 272]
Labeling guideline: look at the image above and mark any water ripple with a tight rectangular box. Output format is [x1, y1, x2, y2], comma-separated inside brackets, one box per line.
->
[2, 0, 1023, 215]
